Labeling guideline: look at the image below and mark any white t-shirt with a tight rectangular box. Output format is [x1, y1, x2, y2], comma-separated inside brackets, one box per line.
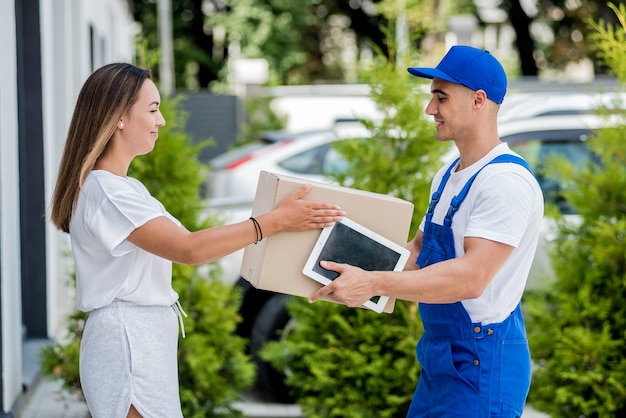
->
[419, 143, 544, 324]
[70, 170, 181, 312]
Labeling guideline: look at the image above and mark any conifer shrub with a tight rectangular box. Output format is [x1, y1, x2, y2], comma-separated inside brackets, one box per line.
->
[524, 4, 626, 416]
[40, 94, 255, 417]
[262, 298, 423, 418]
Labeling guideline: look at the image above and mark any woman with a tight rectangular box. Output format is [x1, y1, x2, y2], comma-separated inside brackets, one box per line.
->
[50, 63, 345, 418]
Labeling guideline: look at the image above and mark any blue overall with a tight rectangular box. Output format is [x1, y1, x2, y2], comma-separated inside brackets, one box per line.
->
[406, 154, 535, 418]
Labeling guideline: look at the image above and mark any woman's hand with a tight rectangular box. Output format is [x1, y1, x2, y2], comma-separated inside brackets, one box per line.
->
[266, 184, 346, 232]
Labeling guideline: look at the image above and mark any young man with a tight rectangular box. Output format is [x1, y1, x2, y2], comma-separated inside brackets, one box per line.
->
[309, 45, 544, 417]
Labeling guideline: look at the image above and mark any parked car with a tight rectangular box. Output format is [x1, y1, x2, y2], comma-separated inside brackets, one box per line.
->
[205, 99, 622, 402]
[497, 91, 626, 123]
[206, 92, 625, 205]
[204, 120, 370, 203]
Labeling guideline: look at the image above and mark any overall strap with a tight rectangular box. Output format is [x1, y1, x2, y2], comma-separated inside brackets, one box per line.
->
[425, 157, 460, 222]
[443, 154, 535, 227]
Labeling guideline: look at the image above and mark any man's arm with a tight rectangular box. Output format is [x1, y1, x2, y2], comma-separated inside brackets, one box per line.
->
[308, 236, 514, 307]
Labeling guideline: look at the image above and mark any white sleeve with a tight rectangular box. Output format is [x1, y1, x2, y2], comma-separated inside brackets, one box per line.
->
[465, 170, 537, 247]
[88, 179, 180, 255]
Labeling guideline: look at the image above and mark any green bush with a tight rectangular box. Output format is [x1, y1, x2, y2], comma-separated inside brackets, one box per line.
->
[262, 298, 423, 418]
[525, 4, 626, 417]
[261, 38, 448, 417]
[525, 119, 626, 417]
[176, 272, 255, 417]
[40, 94, 255, 417]
[38, 310, 85, 398]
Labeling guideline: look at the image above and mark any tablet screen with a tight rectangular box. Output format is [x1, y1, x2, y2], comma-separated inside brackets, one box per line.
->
[303, 217, 409, 312]
[311, 221, 404, 280]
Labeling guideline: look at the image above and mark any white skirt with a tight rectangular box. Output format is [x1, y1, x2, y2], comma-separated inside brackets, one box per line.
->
[80, 300, 184, 418]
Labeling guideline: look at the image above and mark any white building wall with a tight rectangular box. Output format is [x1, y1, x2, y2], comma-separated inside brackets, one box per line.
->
[40, 0, 135, 341]
[41, 0, 79, 341]
[0, 0, 134, 412]
[0, 0, 24, 411]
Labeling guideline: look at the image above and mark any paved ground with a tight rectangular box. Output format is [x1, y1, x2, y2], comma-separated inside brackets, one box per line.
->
[15, 378, 305, 418]
[14, 376, 550, 418]
[15, 379, 89, 418]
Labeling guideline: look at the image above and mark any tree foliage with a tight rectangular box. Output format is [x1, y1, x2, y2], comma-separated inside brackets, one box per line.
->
[131, 0, 625, 89]
[531, 0, 625, 72]
[133, 0, 221, 89]
[524, 3, 626, 416]
[588, 2, 626, 83]
[133, 0, 388, 88]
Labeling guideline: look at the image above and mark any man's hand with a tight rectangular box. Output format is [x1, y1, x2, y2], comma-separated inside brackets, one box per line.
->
[308, 261, 377, 308]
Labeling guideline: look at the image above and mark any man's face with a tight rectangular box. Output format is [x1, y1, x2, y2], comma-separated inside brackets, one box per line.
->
[424, 78, 475, 142]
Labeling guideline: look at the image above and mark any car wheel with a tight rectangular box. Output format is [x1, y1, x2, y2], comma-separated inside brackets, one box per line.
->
[234, 277, 273, 346]
[249, 293, 295, 403]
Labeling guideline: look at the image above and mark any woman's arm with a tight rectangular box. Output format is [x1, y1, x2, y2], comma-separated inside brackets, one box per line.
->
[127, 184, 345, 265]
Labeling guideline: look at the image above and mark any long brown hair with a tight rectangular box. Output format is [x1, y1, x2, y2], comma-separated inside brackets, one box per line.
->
[50, 63, 151, 233]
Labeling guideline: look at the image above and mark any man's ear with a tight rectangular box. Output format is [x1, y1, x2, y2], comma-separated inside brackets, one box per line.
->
[473, 89, 488, 109]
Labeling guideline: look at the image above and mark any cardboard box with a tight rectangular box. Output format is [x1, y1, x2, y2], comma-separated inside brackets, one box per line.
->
[240, 171, 414, 313]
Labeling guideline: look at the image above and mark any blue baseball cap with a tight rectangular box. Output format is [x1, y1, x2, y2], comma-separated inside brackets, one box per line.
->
[407, 46, 507, 104]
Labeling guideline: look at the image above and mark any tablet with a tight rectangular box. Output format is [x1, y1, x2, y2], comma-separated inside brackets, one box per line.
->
[302, 217, 410, 313]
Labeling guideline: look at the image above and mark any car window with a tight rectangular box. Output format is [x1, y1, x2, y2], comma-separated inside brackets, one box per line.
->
[278, 143, 350, 176]
[278, 144, 329, 175]
[322, 147, 350, 175]
[507, 133, 593, 214]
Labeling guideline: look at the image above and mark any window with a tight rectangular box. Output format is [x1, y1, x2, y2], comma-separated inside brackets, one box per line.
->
[506, 130, 594, 214]
[278, 144, 330, 175]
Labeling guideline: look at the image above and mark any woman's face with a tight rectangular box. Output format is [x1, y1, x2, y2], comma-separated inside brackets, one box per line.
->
[121, 79, 166, 156]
